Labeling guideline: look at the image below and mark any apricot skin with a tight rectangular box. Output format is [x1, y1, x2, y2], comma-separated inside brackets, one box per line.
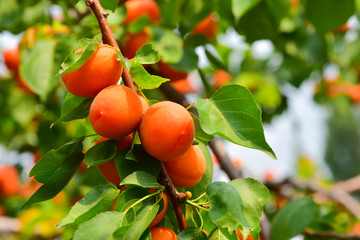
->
[62, 44, 123, 98]
[164, 145, 206, 188]
[121, 31, 149, 59]
[157, 61, 188, 81]
[124, 0, 160, 24]
[89, 85, 143, 139]
[150, 227, 178, 240]
[139, 101, 195, 161]
[3, 47, 20, 73]
[192, 14, 218, 40]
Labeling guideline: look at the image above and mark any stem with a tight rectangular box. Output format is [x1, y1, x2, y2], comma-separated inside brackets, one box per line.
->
[86, 0, 136, 92]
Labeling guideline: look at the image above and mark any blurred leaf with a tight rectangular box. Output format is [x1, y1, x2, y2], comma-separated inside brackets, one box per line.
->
[128, 15, 152, 33]
[270, 198, 316, 240]
[134, 43, 161, 64]
[305, 0, 355, 34]
[58, 185, 119, 227]
[172, 48, 199, 72]
[207, 178, 269, 230]
[8, 91, 37, 126]
[85, 139, 118, 166]
[151, 27, 183, 63]
[130, 61, 169, 89]
[195, 84, 276, 159]
[209, 228, 237, 240]
[73, 211, 124, 240]
[99, 0, 118, 12]
[232, 0, 261, 22]
[21, 39, 57, 101]
[53, 93, 93, 126]
[178, 227, 208, 240]
[120, 171, 161, 189]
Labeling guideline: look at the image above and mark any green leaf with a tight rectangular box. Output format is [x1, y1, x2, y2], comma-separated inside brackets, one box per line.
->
[232, 0, 261, 22]
[128, 15, 152, 33]
[8, 91, 37, 126]
[120, 171, 161, 189]
[270, 198, 316, 240]
[134, 43, 161, 64]
[129, 61, 169, 89]
[53, 93, 93, 126]
[85, 139, 119, 166]
[73, 211, 124, 240]
[20, 39, 57, 101]
[58, 185, 119, 227]
[171, 48, 199, 72]
[115, 145, 161, 180]
[30, 137, 84, 183]
[190, 112, 214, 142]
[57, 34, 102, 76]
[195, 84, 276, 159]
[151, 27, 183, 63]
[178, 227, 208, 240]
[305, 0, 355, 34]
[114, 188, 149, 211]
[113, 203, 159, 240]
[209, 228, 237, 240]
[207, 178, 269, 230]
[21, 148, 84, 210]
[99, 0, 118, 12]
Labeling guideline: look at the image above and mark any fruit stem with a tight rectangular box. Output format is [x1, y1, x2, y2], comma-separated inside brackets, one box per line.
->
[86, 0, 136, 93]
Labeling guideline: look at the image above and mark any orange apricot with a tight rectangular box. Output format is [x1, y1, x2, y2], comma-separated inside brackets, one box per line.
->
[157, 61, 188, 81]
[139, 95, 149, 112]
[149, 191, 169, 228]
[192, 14, 218, 40]
[3, 47, 20, 73]
[170, 78, 196, 94]
[124, 0, 160, 24]
[89, 85, 143, 139]
[96, 135, 133, 185]
[0, 166, 20, 196]
[236, 230, 255, 240]
[163, 145, 206, 188]
[213, 70, 231, 89]
[121, 31, 149, 59]
[139, 101, 195, 161]
[62, 44, 123, 98]
[150, 226, 178, 240]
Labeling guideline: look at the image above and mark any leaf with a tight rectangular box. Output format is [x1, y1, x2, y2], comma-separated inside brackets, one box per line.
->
[57, 34, 102, 76]
[195, 84, 276, 159]
[85, 139, 119, 166]
[58, 185, 119, 227]
[128, 15, 152, 33]
[178, 227, 208, 240]
[209, 228, 237, 240]
[114, 188, 149, 211]
[20, 39, 57, 101]
[53, 93, 93, 126]
[21, 151, 84, 210]
[270, 198, 316, 240]
[99, 0, 118, 12]
[73, 211, 124, 240]
[207, 178, 269, 230]
[115, 145, 161, 180]
[231, 0, 261, 22]
[171, 48, 199, 72]
[30, 137, 84, 183]
[190, 112, 214, 142]
[151, 27, 183, 63]
[120, 171, 161, 189]
[129, 61, 169, 89]
[305, 0, 355, 34]
[113, 203, 159, 240]
[134, 43, 161, 64]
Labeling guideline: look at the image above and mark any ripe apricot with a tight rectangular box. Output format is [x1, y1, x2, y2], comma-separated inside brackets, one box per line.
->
[157, 61, 188, 81]
[192, 14, 218, 40]
[124, 0, 160, 24]
[3, 47, 20, 73]
[213, 70, 231, 89]
[236, 230, 255, 240]
[89, 85, 143, 139]
[139, 101, 195, 161]
[149, 190, 169, 228]
[139, 95, 149, 112]
[170, 78, 196, 94]
[150, 226, 178, 240]
[163, 145, 206, 188]
[0, 166, 20, 196]
[62, 44, 123, 98]
[96, 135, 132, 185]
[121, 31, 149, 59]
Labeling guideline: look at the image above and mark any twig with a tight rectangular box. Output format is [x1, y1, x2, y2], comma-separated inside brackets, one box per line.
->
[86, 0, 136, 92]
[334, 175, 360, 193]
[304, 230, 360, 239]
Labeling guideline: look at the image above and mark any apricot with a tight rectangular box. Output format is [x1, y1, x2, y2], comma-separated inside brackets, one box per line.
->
[157, 61, 188, 81]
[150, 226, 178, 240]
[236, 230, 256, 240]
[124, 0, 160, 24]
[213, 70, 231, 89]
[96, 135, 133, 185]
[170, 78, 196, 94]
[62, 44, 123, 98]
[163, 145, 206, 188]
[192, 14, 218, 40]
[121, 31, 149, 59]
[149, 190, 169, 228]
[89, 85, 143, 139]
[0, 166, 20, 196]
[139, 101, 195, 161]
[3, 47, 20, 73]
[139, 95, 149, 112]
